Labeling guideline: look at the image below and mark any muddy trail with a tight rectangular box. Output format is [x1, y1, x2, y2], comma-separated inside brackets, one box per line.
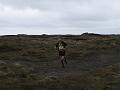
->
[39, 50, 120, 76]
[4, 49, 119, 76]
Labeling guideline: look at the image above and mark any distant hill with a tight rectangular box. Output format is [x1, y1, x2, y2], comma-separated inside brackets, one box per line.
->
[81, 32, 103, 37]
[1, 32, 120, 38]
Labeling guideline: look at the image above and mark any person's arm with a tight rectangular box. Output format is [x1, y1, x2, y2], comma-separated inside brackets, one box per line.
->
[62, 41, 67, 47]
[56, 42, 59, 50]
[65, 42, 67, 46]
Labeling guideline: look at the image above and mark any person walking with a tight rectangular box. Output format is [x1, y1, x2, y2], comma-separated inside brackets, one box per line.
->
[56, 39, 68, 68]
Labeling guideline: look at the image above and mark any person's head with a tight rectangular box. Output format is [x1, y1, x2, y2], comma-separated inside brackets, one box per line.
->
[58, 38, 62, 42]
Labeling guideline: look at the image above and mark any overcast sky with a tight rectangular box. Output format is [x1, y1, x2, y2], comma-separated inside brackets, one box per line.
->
[0, 0, 120, 35]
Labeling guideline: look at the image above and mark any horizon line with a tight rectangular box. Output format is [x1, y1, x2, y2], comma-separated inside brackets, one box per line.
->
[0, 33, 120, 36]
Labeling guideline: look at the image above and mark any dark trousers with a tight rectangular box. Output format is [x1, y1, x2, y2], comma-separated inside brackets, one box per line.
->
[58, 50, 67, 68]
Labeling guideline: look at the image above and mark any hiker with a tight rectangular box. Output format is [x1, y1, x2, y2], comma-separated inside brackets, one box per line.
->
[56, 39, 67, 68]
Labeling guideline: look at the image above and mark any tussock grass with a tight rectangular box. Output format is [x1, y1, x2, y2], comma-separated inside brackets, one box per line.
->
[0, 35, 120, 90]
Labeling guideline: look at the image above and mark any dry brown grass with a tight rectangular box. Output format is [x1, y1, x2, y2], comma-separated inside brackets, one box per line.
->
[0, 35, 120, 90]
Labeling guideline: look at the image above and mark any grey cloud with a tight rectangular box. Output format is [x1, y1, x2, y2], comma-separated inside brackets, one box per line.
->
[0, 0, 120, 34]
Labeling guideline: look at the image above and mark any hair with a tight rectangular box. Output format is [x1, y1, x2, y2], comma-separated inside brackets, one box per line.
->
[58, 38, 62, 41]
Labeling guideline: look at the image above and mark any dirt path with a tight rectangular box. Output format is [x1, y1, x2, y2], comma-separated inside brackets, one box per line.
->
[2, 50, 120, 76]
[34, 50, 120, 76]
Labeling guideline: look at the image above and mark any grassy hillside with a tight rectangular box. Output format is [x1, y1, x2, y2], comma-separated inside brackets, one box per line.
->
[0, 34, 120, 90]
